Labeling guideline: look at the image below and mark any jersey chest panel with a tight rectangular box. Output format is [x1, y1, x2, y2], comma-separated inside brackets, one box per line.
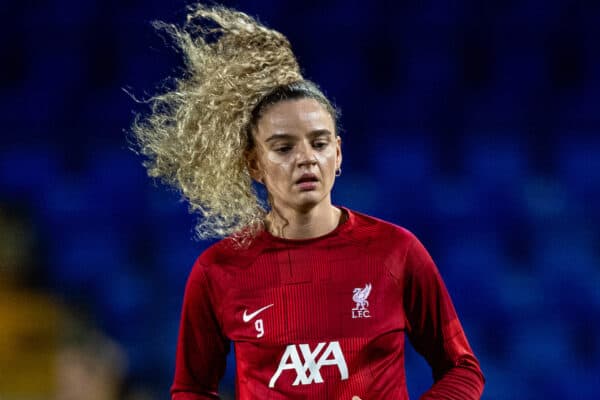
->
[220, 245, 406, 347]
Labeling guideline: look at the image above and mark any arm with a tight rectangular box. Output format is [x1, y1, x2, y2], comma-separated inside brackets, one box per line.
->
[403, 236, 485, 400]
[171, 259, 230, 400]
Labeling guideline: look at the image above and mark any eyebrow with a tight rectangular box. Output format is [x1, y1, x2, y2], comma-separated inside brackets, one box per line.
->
[264, 130, 333, 143]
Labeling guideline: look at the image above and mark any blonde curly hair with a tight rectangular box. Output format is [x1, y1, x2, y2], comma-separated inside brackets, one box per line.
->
[131, 3, 338, 241]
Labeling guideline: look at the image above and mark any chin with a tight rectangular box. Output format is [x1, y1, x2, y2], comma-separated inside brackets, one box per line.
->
[292, 195, 328, 212]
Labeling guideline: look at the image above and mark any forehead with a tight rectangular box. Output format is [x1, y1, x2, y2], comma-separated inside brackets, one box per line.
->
[254, 98, 335, 140]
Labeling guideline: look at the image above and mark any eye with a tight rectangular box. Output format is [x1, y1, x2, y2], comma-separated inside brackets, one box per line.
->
[313, 140, 328, 149]
[274, 145, 292, 154]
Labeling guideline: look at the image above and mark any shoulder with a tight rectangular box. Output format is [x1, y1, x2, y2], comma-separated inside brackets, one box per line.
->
[195, 238, 236, 267]
[345, 208, 432, 278]
[189, 233, 266, 280]
[347, 208, 420, 248]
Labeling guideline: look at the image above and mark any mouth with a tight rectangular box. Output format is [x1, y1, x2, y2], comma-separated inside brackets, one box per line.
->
[295, 173, 319, 184]
[295, 173, 319, 190]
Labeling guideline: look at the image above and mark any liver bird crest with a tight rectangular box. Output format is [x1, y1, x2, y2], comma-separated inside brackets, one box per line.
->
[352, 283, 372, 310]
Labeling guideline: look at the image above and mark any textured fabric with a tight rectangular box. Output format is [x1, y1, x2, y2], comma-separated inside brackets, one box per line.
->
[171, 208, 484, 400]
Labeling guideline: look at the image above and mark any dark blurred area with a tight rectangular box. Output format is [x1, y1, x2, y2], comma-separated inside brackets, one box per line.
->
[1, 0, 599, 399]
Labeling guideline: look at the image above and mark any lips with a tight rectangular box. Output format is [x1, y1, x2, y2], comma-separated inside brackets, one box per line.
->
[295, 173, 319, 190]
[295, 173, 318, 184]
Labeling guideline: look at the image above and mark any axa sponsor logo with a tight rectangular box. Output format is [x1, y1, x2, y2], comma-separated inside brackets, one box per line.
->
[269, 341, 348, 388]
[352, 283, 372, 319]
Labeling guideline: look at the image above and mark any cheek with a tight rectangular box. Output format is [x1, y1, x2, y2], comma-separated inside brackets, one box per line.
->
[263, 152, 294, 184]
[265, 152, 294, 171]
[314, 147, 337, 170]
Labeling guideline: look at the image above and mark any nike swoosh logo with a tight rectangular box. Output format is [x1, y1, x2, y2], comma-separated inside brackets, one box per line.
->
[242, 304, 274, 323]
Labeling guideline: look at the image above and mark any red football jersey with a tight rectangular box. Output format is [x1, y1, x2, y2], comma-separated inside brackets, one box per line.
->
[171, 207, 484, 399]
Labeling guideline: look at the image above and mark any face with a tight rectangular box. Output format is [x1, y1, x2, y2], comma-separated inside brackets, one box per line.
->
[248, 98, 342, 214]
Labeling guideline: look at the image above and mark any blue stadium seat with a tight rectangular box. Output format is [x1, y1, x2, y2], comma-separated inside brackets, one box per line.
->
[532, 228, 600, 313]
[369, 131, 434, 225]
[0, 147, 60, 200]
[49, 229, 127, 289]
[556, 136, 600, 220]
[434, 230, 505, 317]
[464, 135, 529, 186]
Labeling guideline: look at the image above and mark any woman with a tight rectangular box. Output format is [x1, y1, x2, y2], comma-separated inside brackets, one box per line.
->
[132, 4, 484, 399]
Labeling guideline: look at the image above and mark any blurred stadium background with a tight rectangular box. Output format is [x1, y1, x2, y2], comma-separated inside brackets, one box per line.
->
[1, 0, 599, 399]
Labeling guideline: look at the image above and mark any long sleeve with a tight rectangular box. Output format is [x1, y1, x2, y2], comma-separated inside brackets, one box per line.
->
[403, 236, 485, 400]
[171, 259, 230, 400]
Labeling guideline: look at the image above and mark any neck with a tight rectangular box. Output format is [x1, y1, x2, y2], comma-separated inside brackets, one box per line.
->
[266, 202, 341, 240]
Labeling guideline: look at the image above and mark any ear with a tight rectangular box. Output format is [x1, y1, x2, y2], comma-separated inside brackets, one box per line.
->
[335, 135, 343, 171]
[245, 148, 264, 184]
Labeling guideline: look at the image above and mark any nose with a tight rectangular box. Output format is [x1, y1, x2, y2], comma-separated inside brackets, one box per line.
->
[296, 141, 317, 167]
